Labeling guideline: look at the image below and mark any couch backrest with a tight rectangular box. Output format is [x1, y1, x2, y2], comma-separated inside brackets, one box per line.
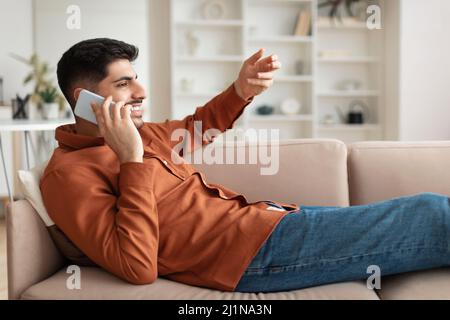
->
[193, 139, 350, 207]
[348, 141, 450, 205]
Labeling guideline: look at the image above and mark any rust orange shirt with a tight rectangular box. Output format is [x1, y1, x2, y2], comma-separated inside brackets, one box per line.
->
[40, 84, 299, 291]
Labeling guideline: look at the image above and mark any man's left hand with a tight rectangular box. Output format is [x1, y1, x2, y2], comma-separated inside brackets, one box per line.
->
[234, 48, 281, 101]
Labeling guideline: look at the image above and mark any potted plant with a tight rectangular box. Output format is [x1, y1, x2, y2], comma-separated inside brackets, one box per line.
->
[10, 53, 66, 119]
[39, 87, 60, 119]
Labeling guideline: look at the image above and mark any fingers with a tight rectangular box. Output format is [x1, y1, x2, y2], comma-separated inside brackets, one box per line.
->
[111, 101, 126, 122]
[91, 102, 106, 135]
[246, 48, 265, 65]
[256, 59, 282, 73]
[258, 54, 278, 66]
[122, 104, 132, 121]
[91, 96, 130, 137]
[100, 96, 113, 126]
[247, 78, 273, 88]
[256, 71, 274, 80]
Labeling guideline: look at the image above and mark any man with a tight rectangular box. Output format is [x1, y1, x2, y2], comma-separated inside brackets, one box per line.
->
[41, 38, 450, 293]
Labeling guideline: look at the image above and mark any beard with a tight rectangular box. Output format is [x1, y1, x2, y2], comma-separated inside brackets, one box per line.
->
[131, 115, 144, 128]
[126, 99, 145, 129]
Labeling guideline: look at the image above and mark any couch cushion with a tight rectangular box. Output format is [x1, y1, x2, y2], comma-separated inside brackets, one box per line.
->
[17, 163, 95, 267]
[347, 141, 450, 205]
[377, 268, 450, 300]
[347, 141, 450, 300]
[21, 267, 380, 300]
[17, 161, 53, 226]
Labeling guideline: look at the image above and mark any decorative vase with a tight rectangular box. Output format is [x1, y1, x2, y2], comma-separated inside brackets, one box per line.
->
[12, 94, 32, 119]
[202, 0, 225, 20]
[280, 98, 302, 115]
[186, 32, 200, 56]
[256, 105, 274, 115]
[42, 102, 59, 119]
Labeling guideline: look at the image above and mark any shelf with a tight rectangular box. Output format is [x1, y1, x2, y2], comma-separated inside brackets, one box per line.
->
[0, 118, 75, 132]
[249, 0, 314, 4]
[318, 56, 379, 63]
[276, 75, 313, 83]
[317, 24, 368, 30]
[175, 92, 219, 98]
[176, 55, 244, 62]
[248, 36, 313, 43]
[249, 114, 313, 122]
[317, 90, 380, 98]
[175, 20, 244, 27]
[318, 124, 381, 131]
[317, 19, 367, 30]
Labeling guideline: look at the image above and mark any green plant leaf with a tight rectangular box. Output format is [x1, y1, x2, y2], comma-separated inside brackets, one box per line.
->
[23, 73, 33, 84]
[30, 54, 38, 66]
[9, 53, 30, 65]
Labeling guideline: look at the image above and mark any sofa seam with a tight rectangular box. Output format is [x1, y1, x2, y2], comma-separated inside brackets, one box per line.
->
[243, 245, 448, 274]
[347, 146, 450, 150]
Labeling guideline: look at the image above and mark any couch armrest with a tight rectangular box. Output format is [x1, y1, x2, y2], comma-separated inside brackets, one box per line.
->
[6, 200, 65, 300]
[348, 141, 450, 205]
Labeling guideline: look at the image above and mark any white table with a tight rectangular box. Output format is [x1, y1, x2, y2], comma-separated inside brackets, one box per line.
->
[0, 118, 75, 202]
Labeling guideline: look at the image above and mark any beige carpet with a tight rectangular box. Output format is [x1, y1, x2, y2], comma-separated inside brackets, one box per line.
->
[0, 218, 7, 299]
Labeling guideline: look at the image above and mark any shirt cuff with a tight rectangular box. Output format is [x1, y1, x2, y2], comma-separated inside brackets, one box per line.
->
[119, 162, 154, 188]
[229, 83, 254, 105]
[217, 84, 253, 127]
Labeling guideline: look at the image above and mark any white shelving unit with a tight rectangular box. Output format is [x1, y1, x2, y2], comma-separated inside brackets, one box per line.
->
[317, 56, 379, 63]
[249, 114, 313, 122]
[317, 90, 380, 97]
[175, 20, 245, 27]
[315, 4, 385, 143]
[170, 0, 384, 143]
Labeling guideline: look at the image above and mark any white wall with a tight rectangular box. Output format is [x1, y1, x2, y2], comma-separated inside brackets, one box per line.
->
[0, 0, 34, 198]
[34, 0, 151, 120]
[0, 0, 34, 103]
[398, 0, 450, 140]
[384, 0, 401, 140]
[149, 0, 171, 122]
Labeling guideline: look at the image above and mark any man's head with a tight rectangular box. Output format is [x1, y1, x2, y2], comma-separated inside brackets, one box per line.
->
[57, 38, 146, 130]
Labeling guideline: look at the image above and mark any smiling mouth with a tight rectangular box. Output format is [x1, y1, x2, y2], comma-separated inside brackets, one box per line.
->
[130, 105, 143, 119]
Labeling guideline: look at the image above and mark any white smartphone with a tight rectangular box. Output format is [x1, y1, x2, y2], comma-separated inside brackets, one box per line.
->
[74, 89, 115, 124]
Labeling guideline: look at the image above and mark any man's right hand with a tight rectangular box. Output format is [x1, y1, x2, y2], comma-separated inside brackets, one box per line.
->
[91, 96, 144, 164]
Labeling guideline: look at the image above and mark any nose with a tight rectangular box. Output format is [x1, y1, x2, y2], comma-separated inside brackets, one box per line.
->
[133, 81, 147, 100]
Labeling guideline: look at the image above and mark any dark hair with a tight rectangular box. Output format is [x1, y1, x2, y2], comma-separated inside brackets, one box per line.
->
[57, 38, 139, 108]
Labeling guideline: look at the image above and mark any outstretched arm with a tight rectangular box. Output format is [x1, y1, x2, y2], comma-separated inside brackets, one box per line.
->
[162, 48, 282, 152]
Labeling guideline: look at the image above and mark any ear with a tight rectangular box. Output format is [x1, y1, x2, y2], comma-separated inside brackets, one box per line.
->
[73, 88, 83, 103]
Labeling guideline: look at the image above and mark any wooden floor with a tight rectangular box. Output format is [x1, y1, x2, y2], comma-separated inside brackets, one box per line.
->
[0, 218, 7, 300]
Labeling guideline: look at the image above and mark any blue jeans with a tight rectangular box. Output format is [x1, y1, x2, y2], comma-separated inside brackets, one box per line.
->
[234, 192, 450, 293]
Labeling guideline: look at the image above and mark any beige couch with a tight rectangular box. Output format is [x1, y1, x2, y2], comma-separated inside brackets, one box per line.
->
[6, 139, 450, 300]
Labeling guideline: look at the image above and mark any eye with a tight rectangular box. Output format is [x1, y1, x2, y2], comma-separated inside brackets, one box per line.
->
[117, 82, 128, 88]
